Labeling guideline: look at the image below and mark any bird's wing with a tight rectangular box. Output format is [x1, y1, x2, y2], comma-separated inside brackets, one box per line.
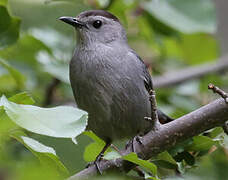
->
[130, 50, 174, 124]
[130, 50, 153, 92]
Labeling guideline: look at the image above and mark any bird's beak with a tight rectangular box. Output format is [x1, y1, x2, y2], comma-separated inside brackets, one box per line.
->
[58, 16, 85, 28]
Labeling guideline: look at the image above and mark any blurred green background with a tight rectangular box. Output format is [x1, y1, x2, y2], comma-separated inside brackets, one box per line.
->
[0, 0, 228, 179]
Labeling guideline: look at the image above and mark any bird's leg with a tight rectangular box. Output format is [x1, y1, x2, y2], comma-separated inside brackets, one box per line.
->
[126, 135, 144, 154]
[86, 141, 111, 174]
[135, 136, 143, 147]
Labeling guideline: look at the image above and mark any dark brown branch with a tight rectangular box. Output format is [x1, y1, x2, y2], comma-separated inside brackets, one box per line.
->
[43, 78, 60, 106]
[153, 55, 228, 88]
[208, 83, 228, 135]
[68, 97, 228, 180]
[208, 83, 228, 103]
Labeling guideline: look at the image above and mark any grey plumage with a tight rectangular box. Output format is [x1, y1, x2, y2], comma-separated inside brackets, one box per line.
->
[71, 41, 152, 142]
[60, 10, 171, 143]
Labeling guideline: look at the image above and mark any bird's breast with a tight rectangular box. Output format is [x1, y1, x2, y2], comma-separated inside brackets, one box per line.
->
[69, 47, 152, 141]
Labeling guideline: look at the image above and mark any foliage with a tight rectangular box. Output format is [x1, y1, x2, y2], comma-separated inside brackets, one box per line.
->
[0, 0, 227, 179]
[0, 0, 20, 48]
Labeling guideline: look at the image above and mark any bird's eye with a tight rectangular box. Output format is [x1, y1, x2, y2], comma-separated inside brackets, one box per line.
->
[93, 20, 102, 29]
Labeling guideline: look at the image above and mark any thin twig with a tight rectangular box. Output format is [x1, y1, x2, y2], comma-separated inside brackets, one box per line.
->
[208, 83, 228, 103]
[153, 55, 228, 88]
[208, 83, 228, 135]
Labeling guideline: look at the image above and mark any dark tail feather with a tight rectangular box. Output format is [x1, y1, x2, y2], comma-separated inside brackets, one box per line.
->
[158, 109, 174, 124]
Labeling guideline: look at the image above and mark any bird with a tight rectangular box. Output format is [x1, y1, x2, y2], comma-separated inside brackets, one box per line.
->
[59, 10, 172, 172]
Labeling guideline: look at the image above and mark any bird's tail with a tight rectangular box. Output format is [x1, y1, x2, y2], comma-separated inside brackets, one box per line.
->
[157, 110, 174, 124]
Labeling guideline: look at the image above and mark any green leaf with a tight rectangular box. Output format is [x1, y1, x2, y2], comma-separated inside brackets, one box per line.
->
[83, 142, 104, 162]
[22, 135, 56, 155]
[0, 0, 7, 6]
[180, 148, 228, 180]
[0, 35, 51, 68]
[142, 0, 216, 34]
[123, 153, 157, 176]
[180, 34, 218, 64]
[83, 131, 105, 145]
[0, 58, 25, 89]
[108, 0, 131, 26]
[31, 29, 72, 83]
[103, 151, 121, 160]
[147, 177, 161, 180]
[0, 17, 20, 48]
[0, 1, 21, 48]
[8, 92, 35, 105]
[83, 131, 108, 162]
[0, 95, 88, 143]
[0, 6, 11, 34]
[83, 131, 120, 162]
[169, 138, 193, 156]
[186, 136, 217, 151]
[44, 0, 72, 4]
[0, 35, 52, 89]
[10, 131, 69, 176]
[174, 151, 195, 166]
[153, 160, 177, 170]
[209, 127, 224, 139]
[182, 152, 195, 166]
[0, 74, 18, 92]
[0, 106, 17, 144]
[157, 151, 178, 165]
[152, 151, 177, 169]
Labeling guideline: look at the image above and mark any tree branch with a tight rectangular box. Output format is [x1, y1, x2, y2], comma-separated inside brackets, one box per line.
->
[43, 78, 60, 106]
[69, 97, 228, 180]
[208, 83, 228, 103]
[208, 83, 228, 135]
[153, 55, 228, 88]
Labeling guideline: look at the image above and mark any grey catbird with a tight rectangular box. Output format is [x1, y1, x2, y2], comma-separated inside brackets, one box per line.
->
[59, 10, 172, 170]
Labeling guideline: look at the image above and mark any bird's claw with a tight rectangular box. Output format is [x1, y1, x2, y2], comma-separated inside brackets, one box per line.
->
[135, 136, 143, 145]
[126, 136, 144, 153]
[86, 154, 104, 174]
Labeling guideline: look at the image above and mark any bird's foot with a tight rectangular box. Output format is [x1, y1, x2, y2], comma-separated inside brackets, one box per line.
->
[86, 141, 111, 174]
[126, 136, 144, 153]
[86, 153, 104, 174]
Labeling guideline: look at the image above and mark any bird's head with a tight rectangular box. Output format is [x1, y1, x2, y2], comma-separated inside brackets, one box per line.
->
[59, 10, 127, 45]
